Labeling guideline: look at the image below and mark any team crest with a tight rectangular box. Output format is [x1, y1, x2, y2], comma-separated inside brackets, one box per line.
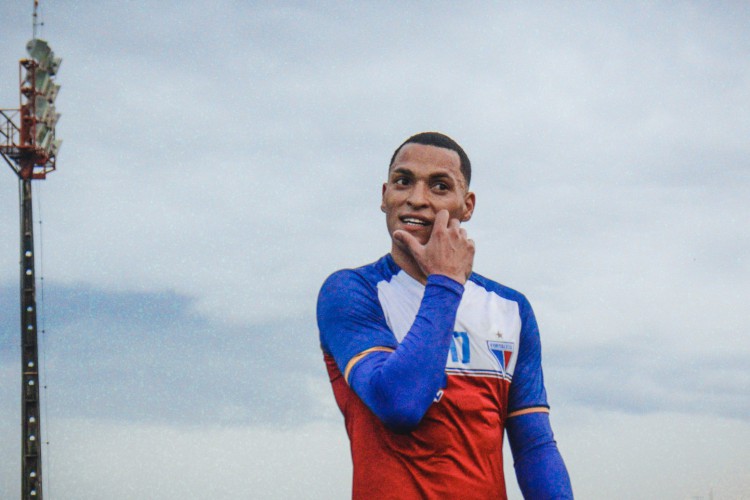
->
[487, 341, 514, 375]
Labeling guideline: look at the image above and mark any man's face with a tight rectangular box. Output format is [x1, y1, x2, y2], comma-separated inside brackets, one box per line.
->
[381, 142, 475, 246]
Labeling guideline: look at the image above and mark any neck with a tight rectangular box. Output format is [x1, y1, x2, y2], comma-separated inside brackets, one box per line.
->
[390, 244, 428, 285]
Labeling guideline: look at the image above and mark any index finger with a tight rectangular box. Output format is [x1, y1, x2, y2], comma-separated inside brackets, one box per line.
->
[434, 209, 450, 229]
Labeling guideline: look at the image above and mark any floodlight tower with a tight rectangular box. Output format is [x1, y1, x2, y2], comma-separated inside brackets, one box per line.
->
[0, 22, 62, 500]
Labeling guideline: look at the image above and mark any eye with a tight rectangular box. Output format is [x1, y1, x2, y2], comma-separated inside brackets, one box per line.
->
[393, 176, 410, 186]
[432, 181, 450, 191]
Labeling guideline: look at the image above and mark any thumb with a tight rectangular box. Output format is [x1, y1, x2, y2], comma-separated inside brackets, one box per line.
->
[392, 230, 424, 260]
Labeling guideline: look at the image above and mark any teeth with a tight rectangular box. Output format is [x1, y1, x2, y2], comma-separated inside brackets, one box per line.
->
[402, 217, 428, 226]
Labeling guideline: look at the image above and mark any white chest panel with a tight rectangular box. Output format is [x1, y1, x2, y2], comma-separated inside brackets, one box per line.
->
[377, 272, 522, 379]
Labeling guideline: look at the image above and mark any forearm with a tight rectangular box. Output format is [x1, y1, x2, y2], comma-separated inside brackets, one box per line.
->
[506, 412, 573, 499]
[348, 274, 463, 432]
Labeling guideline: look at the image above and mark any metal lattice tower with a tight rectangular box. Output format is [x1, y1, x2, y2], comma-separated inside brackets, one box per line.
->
[1, 27, 62, 499]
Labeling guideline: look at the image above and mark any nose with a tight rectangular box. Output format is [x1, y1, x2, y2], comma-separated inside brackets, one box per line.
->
[406, 181, 429, 208]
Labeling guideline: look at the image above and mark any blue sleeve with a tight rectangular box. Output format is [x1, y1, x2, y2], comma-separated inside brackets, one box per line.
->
[318, 270, 398, 366]
[506, 412, 573, 499]
[317, 270, 463, 432]
[508, 297, 549, 413]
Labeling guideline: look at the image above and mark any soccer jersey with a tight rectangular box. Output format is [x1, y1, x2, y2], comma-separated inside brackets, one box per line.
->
[318, 254, 549, 499]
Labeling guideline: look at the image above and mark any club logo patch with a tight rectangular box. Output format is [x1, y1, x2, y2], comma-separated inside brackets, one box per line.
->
[487, 341, 514, 374]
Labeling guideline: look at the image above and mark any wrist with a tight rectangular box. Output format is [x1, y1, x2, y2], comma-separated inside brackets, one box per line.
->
[426, 274, 465, 294]
[427, 271, 466, 285]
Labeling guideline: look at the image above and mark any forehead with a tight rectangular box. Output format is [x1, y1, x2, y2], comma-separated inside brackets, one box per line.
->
[390, 143, 463, 180]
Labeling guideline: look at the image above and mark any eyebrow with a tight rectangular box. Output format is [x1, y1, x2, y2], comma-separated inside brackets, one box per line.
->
[429, 172, 453, 181]
[391, 167, 414, 177]
[390, 168, 454, 180]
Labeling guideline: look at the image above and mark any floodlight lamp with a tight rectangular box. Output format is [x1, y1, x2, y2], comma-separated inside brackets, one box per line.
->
[46, 112, 60, 129]
[51, 139, 62, 156]
[34, 96, 49, 120]
[49, 56, 62, 76]
[47, 83, 60, 103]
[39, 129, 53, 152]
[36, 124, 50, 148]
[34, 70, 51, 95]
[26, 39, 51, 65]
[41, 105, 57, 126]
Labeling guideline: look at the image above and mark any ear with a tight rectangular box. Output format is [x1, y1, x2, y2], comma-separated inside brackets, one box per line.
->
[380, 183, 387, 213]
[461, 191, 476, 222]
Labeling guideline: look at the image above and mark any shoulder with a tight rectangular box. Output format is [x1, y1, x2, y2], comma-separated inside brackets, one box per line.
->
[319, 255, 399, 298]
[317, 256, 399, 358]
[468, 272, 532, 311]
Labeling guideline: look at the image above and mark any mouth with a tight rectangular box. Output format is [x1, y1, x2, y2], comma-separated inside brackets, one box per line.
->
[399, 216, 431, 227]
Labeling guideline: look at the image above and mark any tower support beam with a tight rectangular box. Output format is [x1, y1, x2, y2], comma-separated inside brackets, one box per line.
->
[20, 176, 43, 499]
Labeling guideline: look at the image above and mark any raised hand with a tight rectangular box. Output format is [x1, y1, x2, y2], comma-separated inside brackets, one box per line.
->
[392, 210, 475, 284]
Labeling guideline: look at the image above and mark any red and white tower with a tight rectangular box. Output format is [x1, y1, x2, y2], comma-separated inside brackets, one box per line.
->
[0, 11, 62, 498]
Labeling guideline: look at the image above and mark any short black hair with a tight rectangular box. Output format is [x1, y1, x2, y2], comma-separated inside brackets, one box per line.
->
[389, 132, 471, 186]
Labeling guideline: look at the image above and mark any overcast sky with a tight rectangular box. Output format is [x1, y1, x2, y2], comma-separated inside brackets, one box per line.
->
[1, 1, 749, 499]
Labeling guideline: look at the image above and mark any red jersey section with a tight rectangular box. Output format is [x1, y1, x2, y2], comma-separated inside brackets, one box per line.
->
[325, 354, 511, 499]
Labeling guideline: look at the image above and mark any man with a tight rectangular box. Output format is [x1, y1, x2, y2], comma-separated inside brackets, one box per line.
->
[317, 132, 573, 499]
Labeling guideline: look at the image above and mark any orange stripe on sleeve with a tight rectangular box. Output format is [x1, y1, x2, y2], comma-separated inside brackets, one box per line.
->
[507, 407, 550, 418]
[344, 347, 395, 383]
